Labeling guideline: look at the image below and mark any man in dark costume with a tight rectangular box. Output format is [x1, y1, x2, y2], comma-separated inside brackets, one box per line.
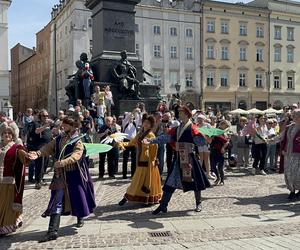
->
[144, 106, 210, 214]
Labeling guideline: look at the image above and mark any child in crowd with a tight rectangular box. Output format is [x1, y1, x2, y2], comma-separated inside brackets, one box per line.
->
[209, 120, 230, 185]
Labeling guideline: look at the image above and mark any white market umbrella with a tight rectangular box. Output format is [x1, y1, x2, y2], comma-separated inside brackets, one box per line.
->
[248, 108, 264, 114]
[264, 108, 283, 114]
[229, 108, 249, 115]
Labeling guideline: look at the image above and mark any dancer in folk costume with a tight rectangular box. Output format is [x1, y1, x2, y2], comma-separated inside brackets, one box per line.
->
[144, 106, 210, 214]
[0, 126, 29, 235]
[281, 109, 300, 200]
[118, 114, 162, 206]
[29, 117, 96, 242]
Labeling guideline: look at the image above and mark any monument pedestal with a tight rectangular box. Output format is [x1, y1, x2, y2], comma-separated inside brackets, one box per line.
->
[86, 0, 160, 115]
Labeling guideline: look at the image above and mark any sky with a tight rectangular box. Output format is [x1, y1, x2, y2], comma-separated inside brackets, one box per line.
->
[7, 0, 252, 52]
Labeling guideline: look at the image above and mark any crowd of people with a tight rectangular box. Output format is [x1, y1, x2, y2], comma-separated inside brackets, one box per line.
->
[1, 88, 300, 242]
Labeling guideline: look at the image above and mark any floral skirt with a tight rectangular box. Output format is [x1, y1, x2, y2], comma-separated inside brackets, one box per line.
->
[0, 184, 23, 235]
[284, 154, 300, 192]
[124, 165, 162, 204]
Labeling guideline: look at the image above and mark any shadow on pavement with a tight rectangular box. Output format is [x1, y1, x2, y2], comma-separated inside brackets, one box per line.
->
[0, 225, 78, 248]
[234, 193, 300, 215]
[88, 205, 196, 229]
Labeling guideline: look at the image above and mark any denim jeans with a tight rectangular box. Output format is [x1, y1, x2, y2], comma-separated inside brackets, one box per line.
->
[266, 144, 276, 169]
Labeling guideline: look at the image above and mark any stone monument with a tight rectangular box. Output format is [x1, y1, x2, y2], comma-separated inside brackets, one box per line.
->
[86, 0, 160, 115]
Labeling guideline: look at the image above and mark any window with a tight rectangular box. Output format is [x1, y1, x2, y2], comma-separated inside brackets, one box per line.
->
[256, 48, 263, 62]
[170, 46, 177, 59]
[185, 73, 193, 87]
[170, 71, 178, 86]
[287, 76, 294, 89]
[186, 28, 193, 37]
[287, 27, 294, 41]
[239, 23, 247, 36]
[207, 45, 214, 59]
[274, 47, 281, 62]
[220, 71, 228, 87]
[153, 25, 161, 35]
[274, 26, 281, 40]
[207, 20, 215, 33]
[136, 44, 140, 56]
[153, 72, 162, 86]
[256, 26, 264, 38]
[240, 47, 246, 61]
[186, 47, 193, 60]
[256, 74, 263, 88]
[153, 45, 161, 57]
[207, 71, 214, 86]
[287, 47, 294, 63]
[170, 27, 177, 36]
[273, 75, 280, 89]
[135, 24, 139, 32]
[221, 21, 229, 34]
[221, 47, 229, 60]
[239, 73, 246, 87]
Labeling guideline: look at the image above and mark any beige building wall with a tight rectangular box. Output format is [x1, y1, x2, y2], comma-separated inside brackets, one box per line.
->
[202, 1, 270, 112]
[49, 0, 92, 113]
[250, 0, 300, 108]
[135, 0, 202, 108]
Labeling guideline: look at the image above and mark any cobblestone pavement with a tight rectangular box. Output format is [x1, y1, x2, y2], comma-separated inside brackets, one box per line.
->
[1, 166, 300, 249]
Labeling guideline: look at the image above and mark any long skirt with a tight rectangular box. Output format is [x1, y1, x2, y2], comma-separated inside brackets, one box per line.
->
[124, 164, 162, 204]
[284, 154, 300, 192]
[0, 184, 23, 235]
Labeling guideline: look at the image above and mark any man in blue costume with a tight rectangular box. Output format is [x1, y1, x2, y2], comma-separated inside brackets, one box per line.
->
[144, 106, 210, 214]
[29, 117, 96, 242]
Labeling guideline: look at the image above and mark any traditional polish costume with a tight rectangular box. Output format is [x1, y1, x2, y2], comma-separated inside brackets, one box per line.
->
[37, 133, 96, 241]
[151, 120, 210, 214]
[0, 142, 28, 235]
[119, 130, 162, 205]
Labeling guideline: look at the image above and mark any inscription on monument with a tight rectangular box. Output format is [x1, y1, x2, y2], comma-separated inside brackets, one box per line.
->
[104, 21, 134, 37]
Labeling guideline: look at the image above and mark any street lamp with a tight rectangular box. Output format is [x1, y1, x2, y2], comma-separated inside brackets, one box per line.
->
[3, 100, 13, 120]
[175, 82, 181, 99]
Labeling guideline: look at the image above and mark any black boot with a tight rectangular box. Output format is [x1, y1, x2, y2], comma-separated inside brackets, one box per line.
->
[39, 214, 61, 243]
[194, 191, 202, 212]
[118, 197, 127, 206]
[152, 191, 172, 215]
[76, 217, 84, 228]
[288, 191, 296, 200]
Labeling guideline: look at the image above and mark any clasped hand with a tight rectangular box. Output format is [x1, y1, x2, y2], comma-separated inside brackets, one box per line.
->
[28, 151, 38, 160]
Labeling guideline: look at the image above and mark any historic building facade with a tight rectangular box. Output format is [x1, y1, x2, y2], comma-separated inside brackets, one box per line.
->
[0, 0, 11, 110]
[10, 24, 51, 112]
[201, 0, 270, 111]
[135, 0, 202, 108]
[48, 0, 92, 113]
[249, 0, 300, 109]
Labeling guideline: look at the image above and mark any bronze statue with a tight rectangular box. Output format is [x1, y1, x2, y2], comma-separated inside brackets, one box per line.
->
[112, 50, 141, 99]
[66, 53, 94, 106]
